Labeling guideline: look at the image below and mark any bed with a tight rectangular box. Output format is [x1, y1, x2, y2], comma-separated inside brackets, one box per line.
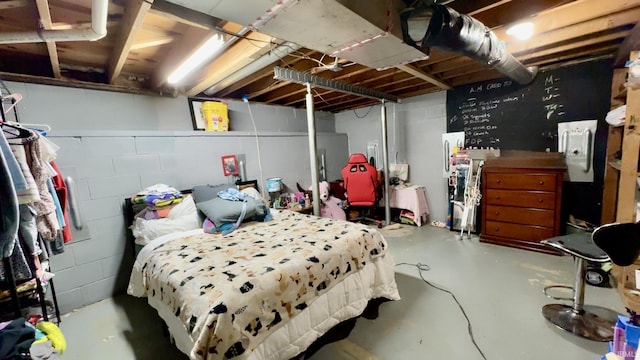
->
[127, 207, 400, 360]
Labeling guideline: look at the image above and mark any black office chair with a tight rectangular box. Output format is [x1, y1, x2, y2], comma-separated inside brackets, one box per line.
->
[540, 230, 620, 341]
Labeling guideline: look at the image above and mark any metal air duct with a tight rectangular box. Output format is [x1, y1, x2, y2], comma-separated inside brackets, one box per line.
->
[401, 3, 538, 84]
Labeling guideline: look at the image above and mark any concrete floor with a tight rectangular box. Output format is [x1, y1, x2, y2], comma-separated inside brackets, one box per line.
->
[59, 224, 624, 359]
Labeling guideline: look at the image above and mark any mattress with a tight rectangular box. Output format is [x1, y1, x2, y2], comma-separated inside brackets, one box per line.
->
[128, 210, 400, 360]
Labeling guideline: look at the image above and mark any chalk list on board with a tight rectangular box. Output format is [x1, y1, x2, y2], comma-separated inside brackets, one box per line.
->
[446, 60, 611, 152]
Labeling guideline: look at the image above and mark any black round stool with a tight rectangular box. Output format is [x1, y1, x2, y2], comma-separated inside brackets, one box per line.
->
[541, 231, 619, 341]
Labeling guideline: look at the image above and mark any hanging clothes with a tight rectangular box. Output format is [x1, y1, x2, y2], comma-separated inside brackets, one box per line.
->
[49, 161, 71, 243]
[23, 135, 59, 241]
[8, 141, 39, 204]
[0, 130, 26, 191]
[0, 132, 19, 258]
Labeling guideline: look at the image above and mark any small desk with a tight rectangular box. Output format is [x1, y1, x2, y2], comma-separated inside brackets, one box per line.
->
[382, 185, 430, 226]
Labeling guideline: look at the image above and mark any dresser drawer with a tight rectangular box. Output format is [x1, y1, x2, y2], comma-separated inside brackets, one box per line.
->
[485, 173, 557, 191]
[485, 189, 556, 209]
[484, 221, 555, 242]
[485, 205, 555, 227]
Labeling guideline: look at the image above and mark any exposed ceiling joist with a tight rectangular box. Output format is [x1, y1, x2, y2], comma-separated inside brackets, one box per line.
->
[0, 0, 29, 10]
[35, 0, 61, 78]
[107, 0, 154, 84]
[396, 64, 452, 90]
[0, 0, 635, 112]
[130, 36, 175, 51]
[614, 20, 640, 67]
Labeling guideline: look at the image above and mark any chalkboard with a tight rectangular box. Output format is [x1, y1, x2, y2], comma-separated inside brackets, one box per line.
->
[446, 59, 613, 151]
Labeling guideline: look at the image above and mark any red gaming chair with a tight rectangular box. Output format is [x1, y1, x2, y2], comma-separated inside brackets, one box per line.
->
[341, 153, 381, 226]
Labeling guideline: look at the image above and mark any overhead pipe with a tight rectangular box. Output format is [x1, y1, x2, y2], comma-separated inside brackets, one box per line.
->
[401, 3, 537, 84]
[0, 0, 108, 44]
[204, 42, 302, 96]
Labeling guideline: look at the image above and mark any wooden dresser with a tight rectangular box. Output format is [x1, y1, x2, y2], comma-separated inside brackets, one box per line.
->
[480, 151, 566, 255]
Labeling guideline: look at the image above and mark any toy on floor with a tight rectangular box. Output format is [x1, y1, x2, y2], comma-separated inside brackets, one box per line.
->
[312, 181, 345, 221]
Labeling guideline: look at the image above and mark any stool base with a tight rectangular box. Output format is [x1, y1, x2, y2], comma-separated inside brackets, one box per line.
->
[542, 304, 616, 342]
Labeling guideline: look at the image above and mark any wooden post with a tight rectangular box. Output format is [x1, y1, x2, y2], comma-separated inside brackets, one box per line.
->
[616, 51, 640, 223]
[601, 68, 627, 224]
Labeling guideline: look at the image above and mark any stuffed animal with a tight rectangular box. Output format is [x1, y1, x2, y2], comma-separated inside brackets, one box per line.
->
[318, 181, 346, 221]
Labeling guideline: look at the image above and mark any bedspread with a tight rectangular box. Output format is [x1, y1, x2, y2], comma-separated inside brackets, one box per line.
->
[128, 210, 391, 360]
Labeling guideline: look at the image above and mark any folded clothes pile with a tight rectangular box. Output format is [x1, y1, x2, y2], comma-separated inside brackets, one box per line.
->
[130, 184, 201, 247]
[132, 184, 183, 208]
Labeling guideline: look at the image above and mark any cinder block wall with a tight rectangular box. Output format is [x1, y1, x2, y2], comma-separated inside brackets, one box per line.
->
[5, 81, 345, 313]
[335, 92, 448, 222]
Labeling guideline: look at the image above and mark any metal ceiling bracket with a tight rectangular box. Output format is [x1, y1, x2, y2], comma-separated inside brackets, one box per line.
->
[273, 66, 398, 103]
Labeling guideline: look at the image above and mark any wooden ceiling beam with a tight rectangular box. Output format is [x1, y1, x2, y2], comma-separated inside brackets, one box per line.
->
[467, 0, 513, 16]
[107, 0, 153, 84]
[614, 21, 640, 67]
[521, 43, 619, 66]
[390, 86, 443, 103]
[35, 0, 61, 78]
[186, 31, 275, 96]
[0, 71, 164, 96]
[507, 8, 640, 55]
[518, 31, 628, 62]
[396, 64, 452, 90]
[0, 0, 29, 10]
[491, 0, 640, 41]
[130, 36, 175, 51]
[449, 0, 513, 16]
[471, 0, 577, 29]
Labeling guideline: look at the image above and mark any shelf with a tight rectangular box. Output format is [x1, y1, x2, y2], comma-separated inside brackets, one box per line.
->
[609, 161, 622, 171]
[614, 85, 628, 101]
[608, 161, 640, 176]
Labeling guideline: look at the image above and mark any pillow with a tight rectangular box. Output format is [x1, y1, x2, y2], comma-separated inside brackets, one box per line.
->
[191, 184, 233, 203]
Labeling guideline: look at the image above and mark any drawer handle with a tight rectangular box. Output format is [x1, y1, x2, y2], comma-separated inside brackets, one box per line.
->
[495, 196, 501, 200]
[495, 227, 499, 232]
[538, 198, 543, 203]
[539, 180, 544, 185]
[495, 211, 500, 215]
[496, 179, 501, 183]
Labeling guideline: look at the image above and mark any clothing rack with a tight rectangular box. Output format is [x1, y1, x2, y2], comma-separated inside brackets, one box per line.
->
[0, 81, 61, 324]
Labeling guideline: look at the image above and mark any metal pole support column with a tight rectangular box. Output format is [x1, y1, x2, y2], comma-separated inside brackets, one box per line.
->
[381, 100, 391, 225]
[306, 83, 321, 216]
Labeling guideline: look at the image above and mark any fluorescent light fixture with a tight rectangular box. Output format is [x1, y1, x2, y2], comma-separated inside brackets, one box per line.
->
[167, 33, 225, 85]
[506, 22, 534, 40]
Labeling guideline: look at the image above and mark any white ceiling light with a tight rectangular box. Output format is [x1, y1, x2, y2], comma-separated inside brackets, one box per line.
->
[167, 33, 225, 85]
[506, 22, 534, 40]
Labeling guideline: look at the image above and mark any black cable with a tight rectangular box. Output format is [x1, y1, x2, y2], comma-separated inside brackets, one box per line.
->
[353, 105, 375, 118]
[396, 262, 488, 360]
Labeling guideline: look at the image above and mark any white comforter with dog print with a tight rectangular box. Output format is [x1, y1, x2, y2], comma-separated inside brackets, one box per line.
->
[128, 209, 399, 360]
